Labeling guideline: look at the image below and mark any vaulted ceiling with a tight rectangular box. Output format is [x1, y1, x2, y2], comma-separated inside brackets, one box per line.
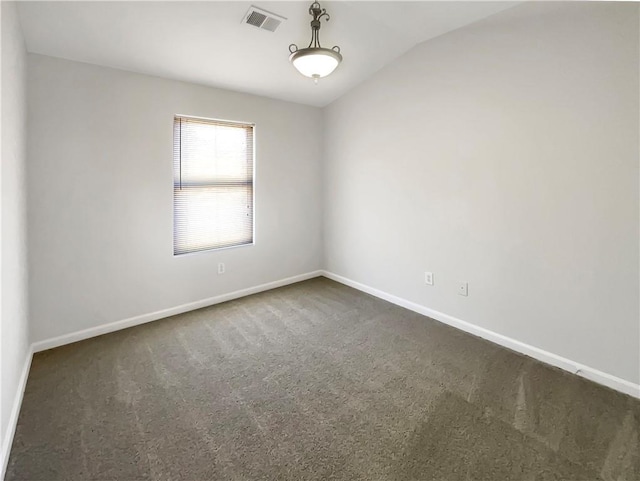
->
[17, 1, 518, 107]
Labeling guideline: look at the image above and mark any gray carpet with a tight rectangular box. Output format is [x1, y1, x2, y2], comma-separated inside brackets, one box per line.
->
[6, 277, 640, 480]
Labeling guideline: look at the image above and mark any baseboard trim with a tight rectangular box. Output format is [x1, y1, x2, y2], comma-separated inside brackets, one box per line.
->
[1, 345, 33, 481]
[321, 270, 640, 399]
[32, 270, 323, 353]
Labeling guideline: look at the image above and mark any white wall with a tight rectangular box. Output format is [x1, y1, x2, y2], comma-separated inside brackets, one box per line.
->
[27, 54, 323, 343]
[324, 2, 640, 385]
[1, 0, 30, 473]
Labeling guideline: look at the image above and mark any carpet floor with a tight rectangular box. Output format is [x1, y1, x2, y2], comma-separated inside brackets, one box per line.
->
[6, 277, 640, 480]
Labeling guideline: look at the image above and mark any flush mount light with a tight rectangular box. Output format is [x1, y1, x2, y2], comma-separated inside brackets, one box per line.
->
[288, 1, 342, 83]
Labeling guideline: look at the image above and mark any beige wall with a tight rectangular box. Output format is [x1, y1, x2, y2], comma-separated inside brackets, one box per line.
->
[27, 54, 323, 342]
[323, 2, 640, 384]
[1, 1, 30, 476]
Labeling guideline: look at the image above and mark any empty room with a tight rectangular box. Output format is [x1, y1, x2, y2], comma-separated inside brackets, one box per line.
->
[1, 0, 639, 480]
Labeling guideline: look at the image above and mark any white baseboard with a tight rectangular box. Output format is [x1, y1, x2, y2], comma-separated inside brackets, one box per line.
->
[32, 270, 323, 353]
[1, 346, 33, 481]
[321, 270, 640, 400]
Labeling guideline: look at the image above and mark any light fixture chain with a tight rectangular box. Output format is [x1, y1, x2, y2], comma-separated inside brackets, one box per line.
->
[307, 1, 330, 49]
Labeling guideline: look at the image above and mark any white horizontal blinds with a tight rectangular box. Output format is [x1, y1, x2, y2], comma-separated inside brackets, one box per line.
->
[173, 116, 254, 255]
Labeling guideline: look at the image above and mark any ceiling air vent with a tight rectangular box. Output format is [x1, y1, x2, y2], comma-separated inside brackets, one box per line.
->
[243, 6, 286, 33]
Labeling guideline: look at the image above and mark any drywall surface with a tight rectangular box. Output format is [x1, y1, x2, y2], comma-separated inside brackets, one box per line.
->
[27, 54, 323, 342]
[323, 2, 640, 384]
[1, 0, 30, 469]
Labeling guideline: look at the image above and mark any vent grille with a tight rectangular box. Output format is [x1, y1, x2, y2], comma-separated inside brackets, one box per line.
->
[261, 16, 282, 32]
[246, 11, 267, 28]
[243, 6, 286, 32]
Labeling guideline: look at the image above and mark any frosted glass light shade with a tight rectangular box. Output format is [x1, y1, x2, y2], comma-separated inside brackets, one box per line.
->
[289, 47, 342, 79]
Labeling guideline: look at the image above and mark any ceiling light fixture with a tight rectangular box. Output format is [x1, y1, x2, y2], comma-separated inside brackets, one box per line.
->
[288, 2, 342, 83]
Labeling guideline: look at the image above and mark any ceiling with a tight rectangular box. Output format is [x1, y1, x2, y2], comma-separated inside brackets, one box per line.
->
[17, 1, 519, 107]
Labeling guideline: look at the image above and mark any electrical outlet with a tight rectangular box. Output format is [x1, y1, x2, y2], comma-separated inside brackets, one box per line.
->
[458, 282, 468, 297]
[424, 272, 434, 286]
[218, 263, 225, 275]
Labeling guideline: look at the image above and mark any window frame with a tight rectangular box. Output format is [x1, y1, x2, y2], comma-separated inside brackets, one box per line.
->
[172, 114, 256, 256]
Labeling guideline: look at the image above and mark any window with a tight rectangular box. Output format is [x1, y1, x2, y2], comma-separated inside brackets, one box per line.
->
[173, 115, 254, 255]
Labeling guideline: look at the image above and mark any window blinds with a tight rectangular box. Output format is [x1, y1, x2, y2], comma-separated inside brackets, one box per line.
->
[173, 116, 254, 255]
